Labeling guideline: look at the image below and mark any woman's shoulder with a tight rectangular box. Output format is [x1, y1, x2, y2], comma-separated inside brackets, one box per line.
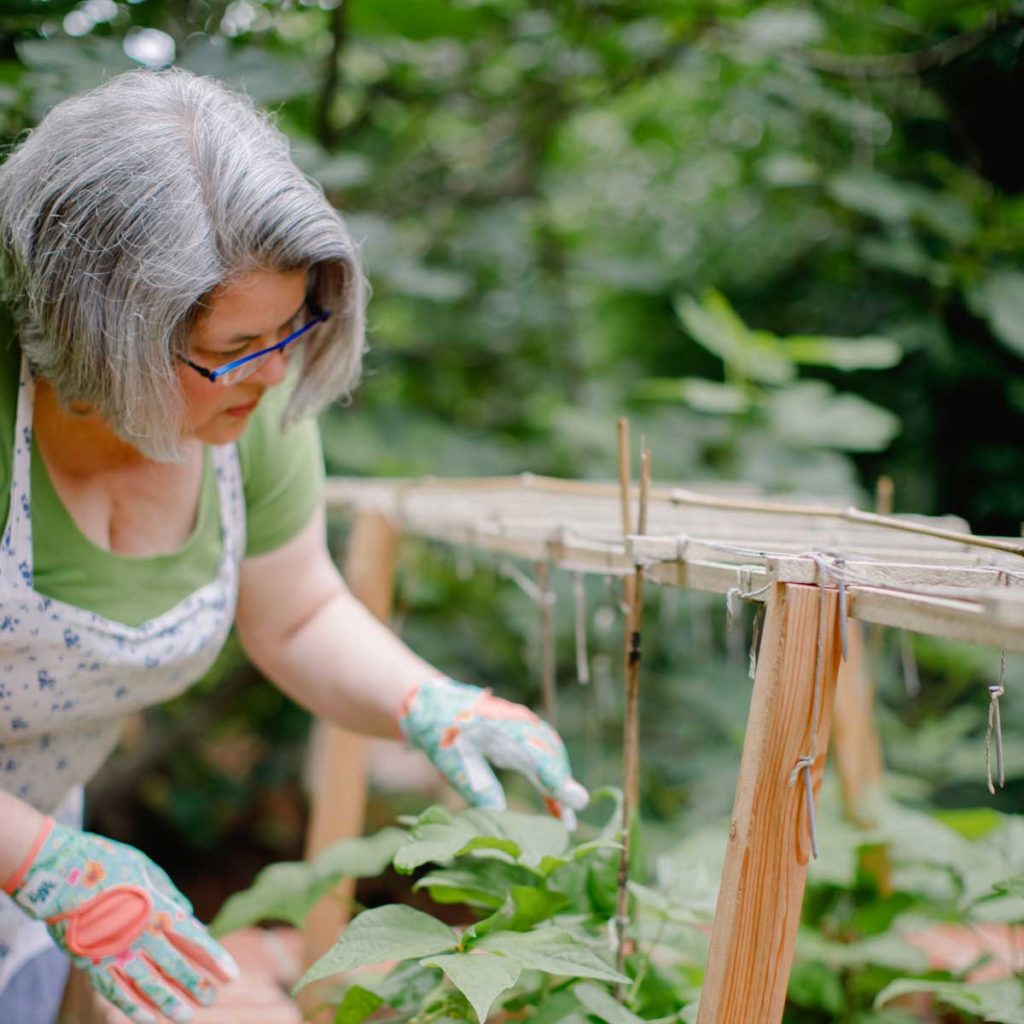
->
[235, 379, 324, 558]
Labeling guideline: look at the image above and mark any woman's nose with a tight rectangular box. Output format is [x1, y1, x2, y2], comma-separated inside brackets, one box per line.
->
[250, 347, 289, 386]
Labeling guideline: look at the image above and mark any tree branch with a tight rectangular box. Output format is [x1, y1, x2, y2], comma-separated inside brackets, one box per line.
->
[317, 0, 348, 149]
[796, 11, 1020, 79]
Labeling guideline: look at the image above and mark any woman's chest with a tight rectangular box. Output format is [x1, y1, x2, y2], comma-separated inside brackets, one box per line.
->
[40, 452, 205, 557]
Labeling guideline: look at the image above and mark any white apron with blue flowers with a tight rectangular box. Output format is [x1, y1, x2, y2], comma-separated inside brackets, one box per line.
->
[0, 358, 246, 993]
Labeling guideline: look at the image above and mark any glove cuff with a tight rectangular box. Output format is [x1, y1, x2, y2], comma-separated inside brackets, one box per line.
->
[2, 816, 55, 896]
[396, 675, 467, 740]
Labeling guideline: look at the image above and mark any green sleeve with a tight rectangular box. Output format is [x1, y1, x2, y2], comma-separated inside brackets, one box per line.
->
[237, 381, 325, 558]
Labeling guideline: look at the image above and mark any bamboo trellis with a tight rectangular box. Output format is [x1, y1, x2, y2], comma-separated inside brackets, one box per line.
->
[304, 473, 1022, 1024]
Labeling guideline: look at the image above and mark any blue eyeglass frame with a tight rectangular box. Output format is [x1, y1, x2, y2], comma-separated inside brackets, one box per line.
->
[182, 303, 331, 383]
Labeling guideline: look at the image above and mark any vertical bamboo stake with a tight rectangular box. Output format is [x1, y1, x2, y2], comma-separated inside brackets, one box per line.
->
[868, 476, 893, 666]
[615, 439, 651, 986]
[697, 583, 841, 1024]
[300, 510, 399, 1020]
[616, 418, 636, 803]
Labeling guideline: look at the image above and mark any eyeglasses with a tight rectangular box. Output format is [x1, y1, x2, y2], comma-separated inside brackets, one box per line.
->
[181, 302, 331, 385]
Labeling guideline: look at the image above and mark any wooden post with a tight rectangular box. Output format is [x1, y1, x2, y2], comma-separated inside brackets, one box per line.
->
[300, 510, 399, 1013]
[697, 583, 841, 1024]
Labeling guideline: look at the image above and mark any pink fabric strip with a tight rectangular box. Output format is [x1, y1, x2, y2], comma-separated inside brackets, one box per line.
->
[2, 817, 54, 895]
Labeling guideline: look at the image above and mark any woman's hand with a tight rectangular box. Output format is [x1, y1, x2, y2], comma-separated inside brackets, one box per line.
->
[398, 677, 589, 828]
[4, 820, 239, 1024]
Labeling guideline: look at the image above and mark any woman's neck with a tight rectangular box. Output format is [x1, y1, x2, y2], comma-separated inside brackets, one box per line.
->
[33, 377, 161, 476]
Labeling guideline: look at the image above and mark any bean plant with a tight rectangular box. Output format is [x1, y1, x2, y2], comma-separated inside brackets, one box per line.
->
[212, 788, 1022, 1023]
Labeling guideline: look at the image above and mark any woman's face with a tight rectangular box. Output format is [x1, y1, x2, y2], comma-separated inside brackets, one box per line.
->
[180, 267, 308, 446]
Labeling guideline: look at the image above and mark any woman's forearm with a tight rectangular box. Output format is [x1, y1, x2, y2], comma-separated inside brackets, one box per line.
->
[244, 584, 438, 737]
[0, 788, 48, 887]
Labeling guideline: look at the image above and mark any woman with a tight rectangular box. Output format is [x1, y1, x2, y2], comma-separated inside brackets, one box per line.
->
[0, 69, 587, 1024]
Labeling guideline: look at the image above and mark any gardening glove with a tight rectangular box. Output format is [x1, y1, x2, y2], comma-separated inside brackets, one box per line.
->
[397, 676, 589, 829]
[3, 818, 239, 1024]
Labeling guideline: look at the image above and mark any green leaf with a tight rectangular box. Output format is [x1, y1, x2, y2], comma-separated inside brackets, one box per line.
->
[294, 906, 457, 992]
[526, 989, 585, 1024]
[314, 827, 408, 880]
[209, 861, 327, 935]
[460, 809, 571, 869]
[573, 981, 645, 1024]
[994, 875, 1024, 899]
[394, 812, 478, 873]
[478, 928, 628, 984]
[876, 979, 1024, 1024]
[471, 885, 570, 937]
[968, 271, 1024, 359]
[781, 335, 903, 371]
[395, 807, 569, 873]
[828, 170, 915, 224]
[959, 815, 1024, 912]
[414, 868, 509, 910]
[796, 928, 928, 973]
[674, 290, 794, 385]
[421, 952, 522, 1023]
[739, 7, 825, 50]
[457, 836, 522, 862]
[766, 381, 901, 451]
[788, 961, 846, 1015]
[333, 985, 384, 1024]
[639, 377, 751, 414]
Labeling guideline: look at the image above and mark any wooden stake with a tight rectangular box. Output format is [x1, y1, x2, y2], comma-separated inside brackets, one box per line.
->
[831, 621, 892, 893]
[300, 510, 399, 1021]
[697, 583, 842, 1024]
[616, 441, 651, 986]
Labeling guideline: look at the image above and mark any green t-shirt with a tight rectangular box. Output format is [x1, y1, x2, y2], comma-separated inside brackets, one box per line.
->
[0, 325, 324, 626]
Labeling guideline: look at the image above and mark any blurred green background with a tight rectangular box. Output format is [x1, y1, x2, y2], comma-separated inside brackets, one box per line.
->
[1, 0, 1021, 965]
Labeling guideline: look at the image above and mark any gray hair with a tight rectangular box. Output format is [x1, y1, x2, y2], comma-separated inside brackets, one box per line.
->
[0, 67, 365, 461]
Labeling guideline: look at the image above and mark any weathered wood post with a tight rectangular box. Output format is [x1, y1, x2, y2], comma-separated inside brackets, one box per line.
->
[697, 583, 841, 1024]
[300, 510, 399, 1014]
[831, 620, 892, 893]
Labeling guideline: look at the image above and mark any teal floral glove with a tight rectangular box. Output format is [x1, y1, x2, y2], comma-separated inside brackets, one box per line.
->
[3, 819, 239, 1023]
[397, 676, 589, 828]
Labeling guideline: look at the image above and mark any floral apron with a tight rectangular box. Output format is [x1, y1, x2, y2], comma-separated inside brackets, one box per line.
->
[0, 358, 245, 993]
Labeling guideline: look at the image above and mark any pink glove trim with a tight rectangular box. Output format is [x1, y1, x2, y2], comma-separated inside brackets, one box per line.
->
[49, 884, 153, 959]
[395, 676, 453, 740]
[2, 817, 55, 896]
[394, 681, 422, 739]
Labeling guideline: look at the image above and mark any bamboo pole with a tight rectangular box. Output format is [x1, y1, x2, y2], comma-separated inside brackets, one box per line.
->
[327, 474, 1024, 558]
[615, 440, 651, 987]
[697, 583, 842, 1024]
[300, 510, 399, 1020]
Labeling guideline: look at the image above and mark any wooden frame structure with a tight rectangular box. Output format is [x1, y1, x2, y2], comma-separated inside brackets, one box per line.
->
[307, 474, 1022, 1024]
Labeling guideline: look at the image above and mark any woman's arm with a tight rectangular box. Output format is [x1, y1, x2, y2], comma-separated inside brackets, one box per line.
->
[234, 506, 434, 737]
[0, 788, 47, 886]
[235, 505, 588, 822]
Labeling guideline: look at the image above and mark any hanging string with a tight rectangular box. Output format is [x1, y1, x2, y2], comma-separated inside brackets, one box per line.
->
[499, 559, 554, 608]
[900, 631, 921, 698]
[986, 650, 1007, 795]
[454, 537, 474, 581]
[573, 572, 591, 685]
[499, 559, 558, 724]
[805, 553, 849, 663]
[725, 566, 775, 628]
